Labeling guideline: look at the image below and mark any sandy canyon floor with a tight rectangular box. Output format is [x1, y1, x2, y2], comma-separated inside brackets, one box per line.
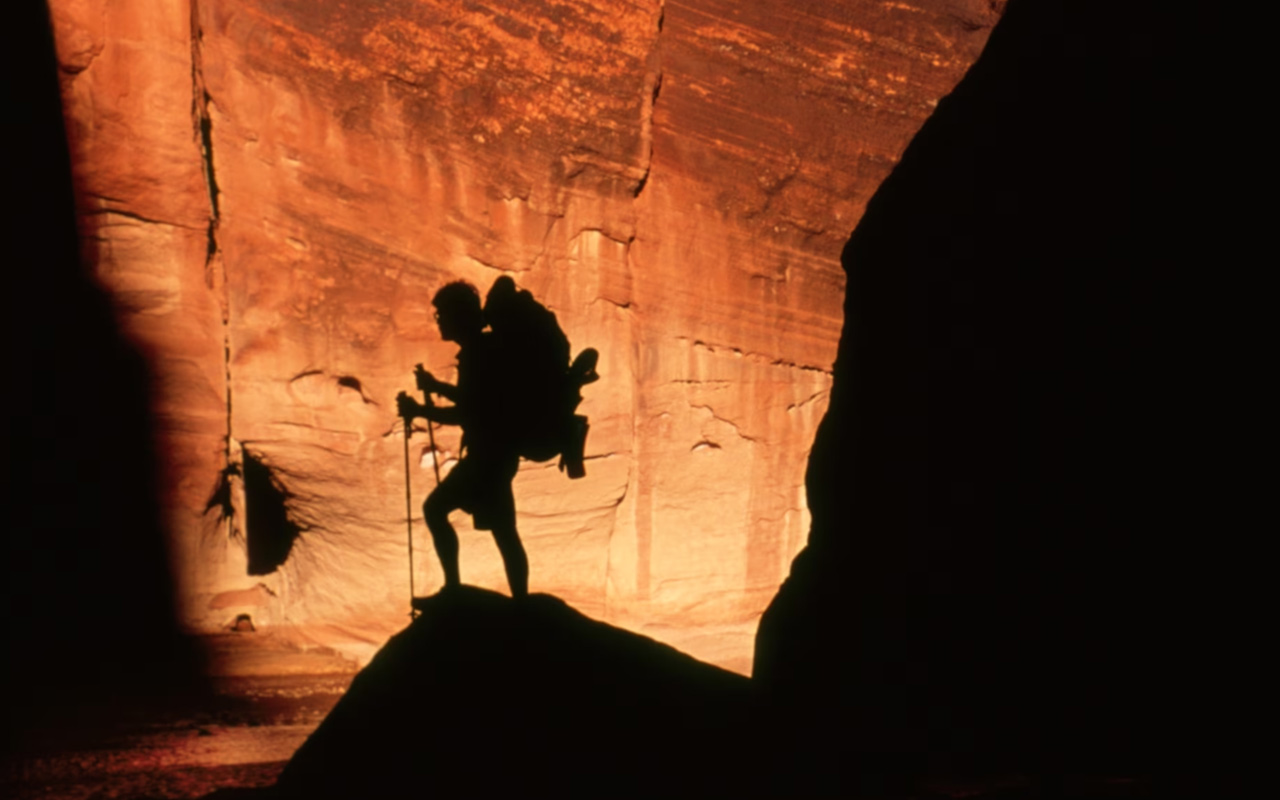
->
[3, 633, 357, 800]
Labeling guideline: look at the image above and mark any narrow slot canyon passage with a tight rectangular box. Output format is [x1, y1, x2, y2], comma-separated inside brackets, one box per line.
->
[11, 0, 1189, 796]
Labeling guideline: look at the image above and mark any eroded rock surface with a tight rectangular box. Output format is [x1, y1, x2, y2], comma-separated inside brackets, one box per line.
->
[49, 0, 998, 670]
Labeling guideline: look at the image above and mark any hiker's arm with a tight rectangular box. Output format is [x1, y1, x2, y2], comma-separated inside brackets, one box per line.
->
[415, 364, 460, 403]
[397, 392, 462, 427]
[430, 382, 460, 403]
[420, 403, 461, 426]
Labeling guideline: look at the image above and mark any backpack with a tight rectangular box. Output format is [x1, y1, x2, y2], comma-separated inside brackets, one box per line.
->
[484, 277, 598, 478]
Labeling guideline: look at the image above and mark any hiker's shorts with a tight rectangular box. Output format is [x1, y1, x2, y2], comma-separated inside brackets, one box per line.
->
[430, 451, 519, 531]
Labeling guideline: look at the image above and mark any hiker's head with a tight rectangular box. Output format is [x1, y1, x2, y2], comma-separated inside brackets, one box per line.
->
[432, 281, 483, 342]
[485, 276, 518, 330]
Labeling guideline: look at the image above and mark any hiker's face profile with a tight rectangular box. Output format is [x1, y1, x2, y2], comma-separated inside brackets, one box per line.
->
[434, 308, 459, 341]
[434, 305, 478, 342]
[431, 282, 483, 342]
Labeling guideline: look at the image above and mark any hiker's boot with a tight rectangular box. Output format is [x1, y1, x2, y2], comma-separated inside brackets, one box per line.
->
[411, 583, 461, 612]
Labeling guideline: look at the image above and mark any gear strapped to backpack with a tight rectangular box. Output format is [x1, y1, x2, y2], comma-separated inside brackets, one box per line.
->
[484, 277, 598, 478]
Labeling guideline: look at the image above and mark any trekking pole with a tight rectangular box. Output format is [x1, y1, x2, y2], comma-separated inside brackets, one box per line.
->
[416, 364, 444, 486]
[400, 406, 416, 614]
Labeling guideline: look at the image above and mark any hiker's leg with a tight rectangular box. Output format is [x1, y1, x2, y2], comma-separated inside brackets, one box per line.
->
[424, 485, 461, 590]
[486, 459, 526, 598]
[491, 522, 528, 599]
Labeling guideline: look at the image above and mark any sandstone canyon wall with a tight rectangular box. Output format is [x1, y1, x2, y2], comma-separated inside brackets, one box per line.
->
[49, 0, 998, 671]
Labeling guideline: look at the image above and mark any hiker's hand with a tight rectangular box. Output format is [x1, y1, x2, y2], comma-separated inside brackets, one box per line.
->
[396, 391, 419, 420]
[414, 364, 439, 393]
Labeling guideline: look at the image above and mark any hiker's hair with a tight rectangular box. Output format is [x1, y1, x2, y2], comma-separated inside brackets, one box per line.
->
[433, 281, 481, 314]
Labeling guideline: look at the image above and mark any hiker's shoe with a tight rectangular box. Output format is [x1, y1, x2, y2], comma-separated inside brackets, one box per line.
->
[411, 584, 460, 612]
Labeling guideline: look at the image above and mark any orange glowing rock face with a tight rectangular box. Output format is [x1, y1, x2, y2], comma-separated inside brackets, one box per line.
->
[50, 0, 997, 673]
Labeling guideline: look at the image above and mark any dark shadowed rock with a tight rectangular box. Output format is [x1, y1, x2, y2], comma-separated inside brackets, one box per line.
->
[6, 0, 206, 750]
[756, 0, 1191, 792]
[274, 587, 753, 797]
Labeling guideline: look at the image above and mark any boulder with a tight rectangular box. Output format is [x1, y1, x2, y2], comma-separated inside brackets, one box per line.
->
[275, 587, 753, 797]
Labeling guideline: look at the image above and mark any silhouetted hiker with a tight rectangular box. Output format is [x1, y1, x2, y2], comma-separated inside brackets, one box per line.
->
[397, 279, 598, 601]
[398, 281, 527, 598]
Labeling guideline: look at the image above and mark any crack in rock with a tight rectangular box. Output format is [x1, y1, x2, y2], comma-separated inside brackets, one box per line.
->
[686, 338, 833, 376]
[190, 0, 234, 497]
[85, 207, 202, 229]
[633, 2, 664, 199]
[690, 403, 757, 443]
[786, 390, 830, 412]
